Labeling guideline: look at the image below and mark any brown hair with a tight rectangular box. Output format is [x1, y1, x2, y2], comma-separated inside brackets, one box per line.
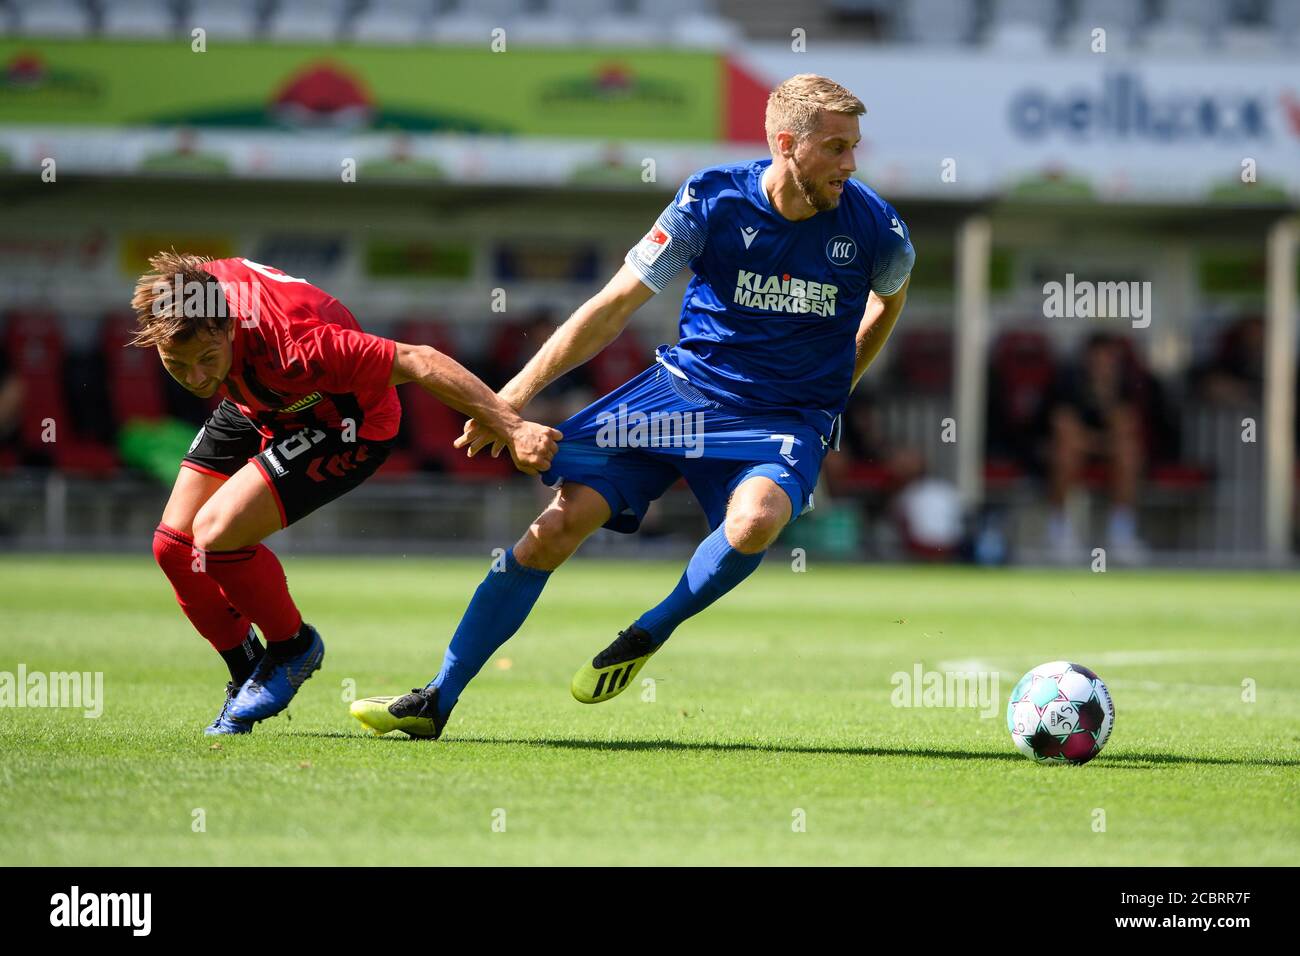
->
[765, 74, 866, 153]
[128, 250, 227, 349]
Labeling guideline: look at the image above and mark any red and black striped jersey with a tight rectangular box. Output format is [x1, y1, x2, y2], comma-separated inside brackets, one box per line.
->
[205, 258, 400, 442]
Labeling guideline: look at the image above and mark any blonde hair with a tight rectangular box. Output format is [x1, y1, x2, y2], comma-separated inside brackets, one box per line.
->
[128, 250, 225, 348]
[764, 74, 865, 153]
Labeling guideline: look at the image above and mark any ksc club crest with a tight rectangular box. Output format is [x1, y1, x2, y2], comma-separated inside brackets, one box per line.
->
[826, 236, 856, 266]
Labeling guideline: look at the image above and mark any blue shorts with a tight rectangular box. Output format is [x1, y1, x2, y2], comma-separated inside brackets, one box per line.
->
[540, 359, 832, 534]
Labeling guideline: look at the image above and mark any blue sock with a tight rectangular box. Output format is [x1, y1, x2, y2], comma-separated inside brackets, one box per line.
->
[430, 548, 551, 718]
[634, 524, 765, 644]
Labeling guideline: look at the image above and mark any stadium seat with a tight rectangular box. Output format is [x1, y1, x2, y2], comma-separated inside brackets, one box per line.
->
[431, 0, 511, 44]
[396, 379, 467, 469]
[667, 12, 742, 49]
[587, 15, 665, 46]
[1277, 0, 1300, 45]
[101, 312, 167, 425]
[508, 14, 579, 46]
[587, 326, 648, 396]
[5, 311, 72, 450]
[834, 460, 896, 494]
[102, 0, 177, 39]
[349, 0, 433, 44]
[1143, 0, 1221, 52]
[186, 0, 260, 40]
[1058, 0, 1141, 52]
[3, 311, 117, 476]
[891, 328, 952, 395]
[373, 447, 419, 478]
[1167, 0, 1230, 32]
[982, 457, 1026, 488]
[1148, 462, 1212, 491]
[982, 329, 1056, 486]
[266, 0, 346, 43]
[13, 0, 92, 37]
[557, 0, 689, 43]
[445, 442, 515, 479]
[990, 330, 1054, 431]
[1219, 25, 1279, 55]
[994, 0, 1061, 30]
[1069, 0, 1144, 35]
[984, 21, 1051, 52]
[431, 13, 497, 44]
[1078, 460, 1212, 494]
[898, 0, 977, 45]
[394, 320, 512, 479]
[1143, 22, 1207, 54]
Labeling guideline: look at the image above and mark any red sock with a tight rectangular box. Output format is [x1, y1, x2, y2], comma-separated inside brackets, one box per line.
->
[200, 542, 303, 644]
[153, 523, 250, 652]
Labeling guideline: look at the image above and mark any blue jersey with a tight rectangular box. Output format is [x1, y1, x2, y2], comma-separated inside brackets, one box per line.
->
[625, 158, 914, 430]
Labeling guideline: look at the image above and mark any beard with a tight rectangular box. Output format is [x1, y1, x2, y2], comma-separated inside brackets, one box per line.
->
[791, 155, 841, 212]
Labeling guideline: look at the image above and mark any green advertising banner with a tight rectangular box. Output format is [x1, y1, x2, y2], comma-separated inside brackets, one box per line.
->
[0, 40, 721, 141]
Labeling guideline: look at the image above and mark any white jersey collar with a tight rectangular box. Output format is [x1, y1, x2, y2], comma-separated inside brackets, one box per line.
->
[758, 164, 773, 210]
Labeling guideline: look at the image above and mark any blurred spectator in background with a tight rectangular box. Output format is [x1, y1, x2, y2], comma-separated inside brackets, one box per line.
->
[1193, 315, 1263, 406]
[1044, 333, 1149, 562]
[1189, 313, 1300, 452]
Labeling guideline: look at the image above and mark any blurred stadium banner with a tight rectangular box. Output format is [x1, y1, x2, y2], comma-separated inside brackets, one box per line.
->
[0, 39, 1297, 202]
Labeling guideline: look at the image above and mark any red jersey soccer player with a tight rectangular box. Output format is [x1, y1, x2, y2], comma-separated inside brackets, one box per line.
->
[131, 252, 560, 735]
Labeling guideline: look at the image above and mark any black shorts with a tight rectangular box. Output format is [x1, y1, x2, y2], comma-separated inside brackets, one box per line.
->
[182, 399, 394, 528]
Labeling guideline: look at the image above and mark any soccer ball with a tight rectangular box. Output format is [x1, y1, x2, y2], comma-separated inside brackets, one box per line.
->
[1006, 661, 1114, 765]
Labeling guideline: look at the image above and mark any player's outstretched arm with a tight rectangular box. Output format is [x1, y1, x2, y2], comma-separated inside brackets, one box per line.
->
[456, 263, 654, 457]
[389, 342, 560, 475]
[850, 275, 909, 392]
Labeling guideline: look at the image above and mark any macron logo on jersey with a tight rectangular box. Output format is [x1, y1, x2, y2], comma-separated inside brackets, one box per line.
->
[734, 270, 838, 317]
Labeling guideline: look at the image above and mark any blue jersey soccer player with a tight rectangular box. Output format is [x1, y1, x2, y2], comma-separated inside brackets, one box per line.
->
[352, 73, 915, 739]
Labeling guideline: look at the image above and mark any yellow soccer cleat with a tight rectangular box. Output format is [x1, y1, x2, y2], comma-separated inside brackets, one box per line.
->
[350, 686, 448, 739]
[571, 625, 660, 704]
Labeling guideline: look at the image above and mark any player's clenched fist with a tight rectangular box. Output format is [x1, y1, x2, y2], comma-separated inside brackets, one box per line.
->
[505, 422, 562, 476]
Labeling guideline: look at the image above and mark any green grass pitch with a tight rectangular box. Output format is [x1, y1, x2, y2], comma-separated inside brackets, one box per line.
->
[1, 555, 1297, 866]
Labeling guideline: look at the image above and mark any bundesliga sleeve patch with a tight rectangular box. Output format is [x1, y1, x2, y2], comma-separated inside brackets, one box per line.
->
[625, 200, 706, 293]
[633, 226, 672, 267]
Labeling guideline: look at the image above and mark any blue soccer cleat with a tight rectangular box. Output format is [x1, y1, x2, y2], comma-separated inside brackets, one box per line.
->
[228, 625, 325, 723]
[204, 681, 255, 735]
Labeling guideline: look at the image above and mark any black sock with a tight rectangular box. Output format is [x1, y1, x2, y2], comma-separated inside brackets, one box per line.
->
[221, 629, 265, 686]
[266, 623, 312, 661]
